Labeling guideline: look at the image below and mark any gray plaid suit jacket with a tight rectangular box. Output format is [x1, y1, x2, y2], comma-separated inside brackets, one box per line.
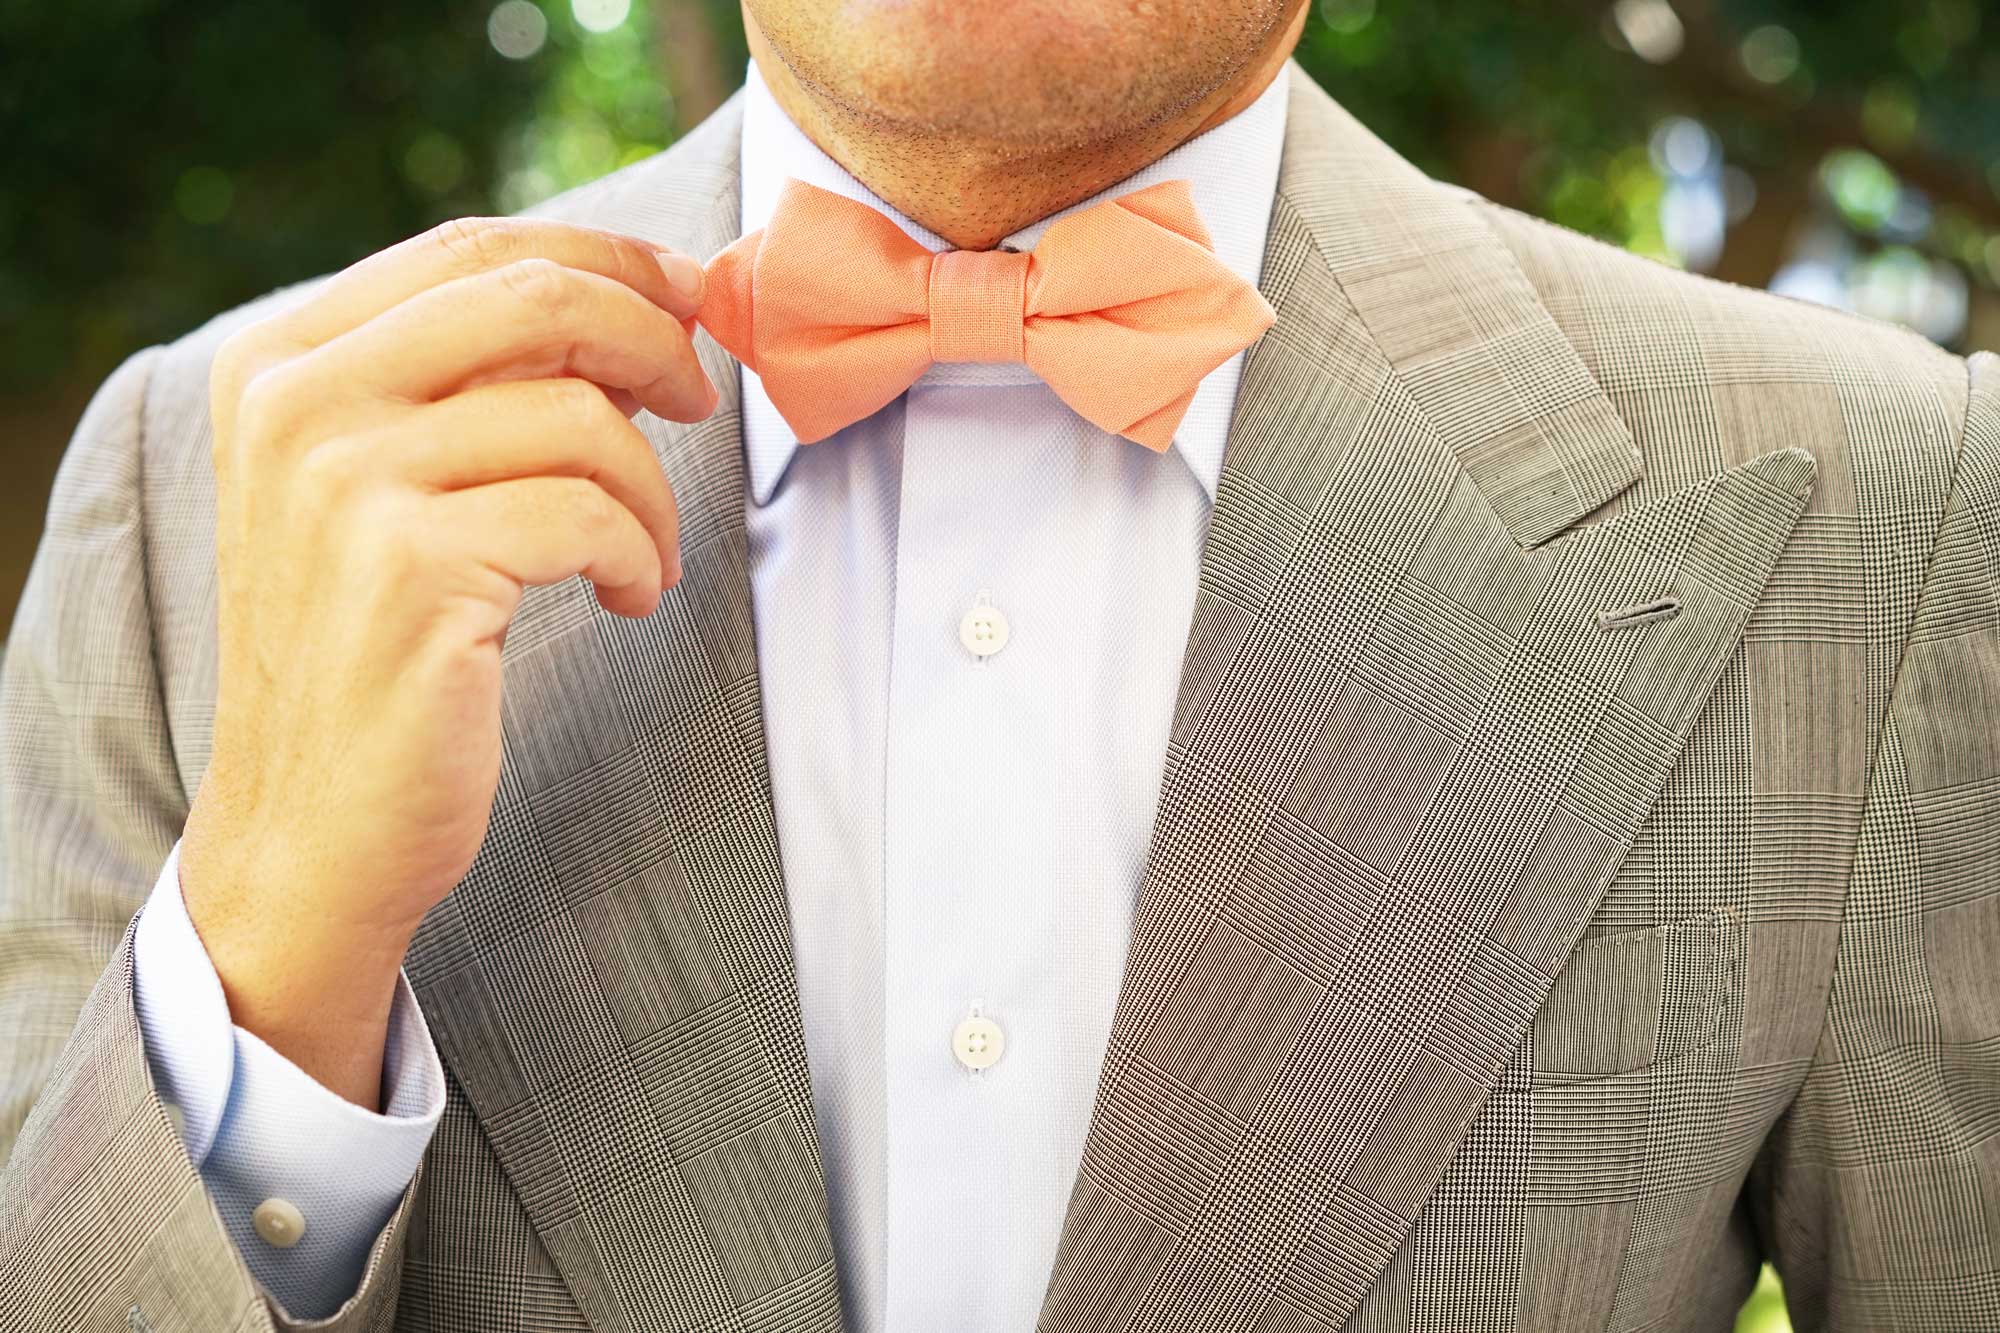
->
[3, 63, 1997, 1333]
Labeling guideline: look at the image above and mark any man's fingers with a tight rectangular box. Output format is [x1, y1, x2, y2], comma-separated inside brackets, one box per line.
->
[275, 217, 707, 348]
[437, 476, 666, 620]
[374, 378, 680, 585]
[303, 259, 716, 423]
[450, 371, 647, 421]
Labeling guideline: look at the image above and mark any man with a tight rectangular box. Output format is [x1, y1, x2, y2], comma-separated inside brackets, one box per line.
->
[1, 0, 1994, 1327]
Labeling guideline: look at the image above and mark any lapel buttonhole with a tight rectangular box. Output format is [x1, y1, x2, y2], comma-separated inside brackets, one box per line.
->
[1596, 596, 1682, 632]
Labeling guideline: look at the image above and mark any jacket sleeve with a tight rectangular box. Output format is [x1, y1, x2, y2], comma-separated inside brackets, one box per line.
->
[1747, 349, 2000, 1331]
[0, 345, 417, 1332]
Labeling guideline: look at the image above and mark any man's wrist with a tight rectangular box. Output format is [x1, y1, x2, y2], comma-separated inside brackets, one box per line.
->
[181, 872, 415, 1111]
[217, 950, 406, 1110]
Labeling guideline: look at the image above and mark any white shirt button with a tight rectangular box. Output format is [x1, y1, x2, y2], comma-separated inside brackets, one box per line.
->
[252, 1197, 306, 1249]
[952, 1013, 1006, 1070]
[959, 601, 1010, 657]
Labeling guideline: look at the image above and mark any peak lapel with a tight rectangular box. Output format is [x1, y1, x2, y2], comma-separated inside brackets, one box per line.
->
[403, 98, 845, 1333]
[1034, 68, 1814, 1333]
[1269, 74, 1646, 550]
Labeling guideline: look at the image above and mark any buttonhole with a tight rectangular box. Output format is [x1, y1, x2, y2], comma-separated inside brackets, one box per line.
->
[1596, 597, 1681, 632]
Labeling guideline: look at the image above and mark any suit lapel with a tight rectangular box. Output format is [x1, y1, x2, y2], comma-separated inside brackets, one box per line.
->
[403, 99, 846, 1333]
[1032, 69, 1814, 1332]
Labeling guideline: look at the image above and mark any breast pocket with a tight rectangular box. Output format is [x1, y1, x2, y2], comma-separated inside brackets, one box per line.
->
[1530, 908, 1742, 1080]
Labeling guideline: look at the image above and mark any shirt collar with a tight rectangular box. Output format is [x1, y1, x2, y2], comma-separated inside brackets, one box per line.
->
[736, 59, 1289, 507]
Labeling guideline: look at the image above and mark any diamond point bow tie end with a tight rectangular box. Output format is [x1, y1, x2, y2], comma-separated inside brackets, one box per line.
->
[696, 178, 1275, 449]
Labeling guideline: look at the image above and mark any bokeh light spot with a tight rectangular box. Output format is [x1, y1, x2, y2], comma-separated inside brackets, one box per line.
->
[1822, 149, 1901, 233]
[500, 166, 559, 214]
[1930, 0, 1981, 46]
[1852, 246, 1967, 344]
[174, 166, 234, 225]
[1861, 81, 1921, 151]
[488, 0, 549, 60]
[1611, 0, 1684, 65]
[1650, 117, 1715, 178]
[403, 131, 469, 197]
[572, 0, 632, 33]
[1317, 0, 1375, 36]
[1739, 25, 1800, 85]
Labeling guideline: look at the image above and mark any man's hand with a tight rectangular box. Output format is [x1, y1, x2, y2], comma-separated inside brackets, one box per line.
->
[177, 218, 715, 1110]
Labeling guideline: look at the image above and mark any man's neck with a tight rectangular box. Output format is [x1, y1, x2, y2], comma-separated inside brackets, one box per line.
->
[743, 3, 1308, 252]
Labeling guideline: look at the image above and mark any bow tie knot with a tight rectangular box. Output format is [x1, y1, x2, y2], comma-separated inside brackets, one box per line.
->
[929, 248, 1030, 365]
[697, 178, 1275, 450]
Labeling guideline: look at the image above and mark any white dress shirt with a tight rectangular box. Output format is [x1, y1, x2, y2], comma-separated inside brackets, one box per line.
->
[131, 60, 1288, 1327]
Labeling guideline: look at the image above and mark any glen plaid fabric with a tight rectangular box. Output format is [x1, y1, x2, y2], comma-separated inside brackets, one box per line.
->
[4, 62, 1997, 1333]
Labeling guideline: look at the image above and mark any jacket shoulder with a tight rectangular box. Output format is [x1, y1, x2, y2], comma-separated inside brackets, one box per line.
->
[1480, 200, 1973, 517]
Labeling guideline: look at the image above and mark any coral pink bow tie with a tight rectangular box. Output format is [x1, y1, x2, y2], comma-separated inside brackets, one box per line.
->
[697, 178, 1277, 450]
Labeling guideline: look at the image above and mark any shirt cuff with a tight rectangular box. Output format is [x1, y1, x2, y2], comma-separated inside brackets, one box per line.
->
[130, 838, 446, 1318]
[131, 841, 235, 1159]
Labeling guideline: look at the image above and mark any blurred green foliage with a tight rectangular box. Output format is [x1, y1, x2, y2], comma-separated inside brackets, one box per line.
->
[491, 0, 678, 214]
[1737, 1265, 1794, 1333]
[1290, 0, 1998, 345]
[0, 1, 544, 395]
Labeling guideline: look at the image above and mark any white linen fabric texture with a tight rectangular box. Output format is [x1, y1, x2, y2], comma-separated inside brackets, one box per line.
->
[129, 58, 1289, 1328]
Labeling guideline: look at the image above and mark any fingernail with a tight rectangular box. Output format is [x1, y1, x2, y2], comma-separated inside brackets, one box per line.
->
[657, 252, 705, 304]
